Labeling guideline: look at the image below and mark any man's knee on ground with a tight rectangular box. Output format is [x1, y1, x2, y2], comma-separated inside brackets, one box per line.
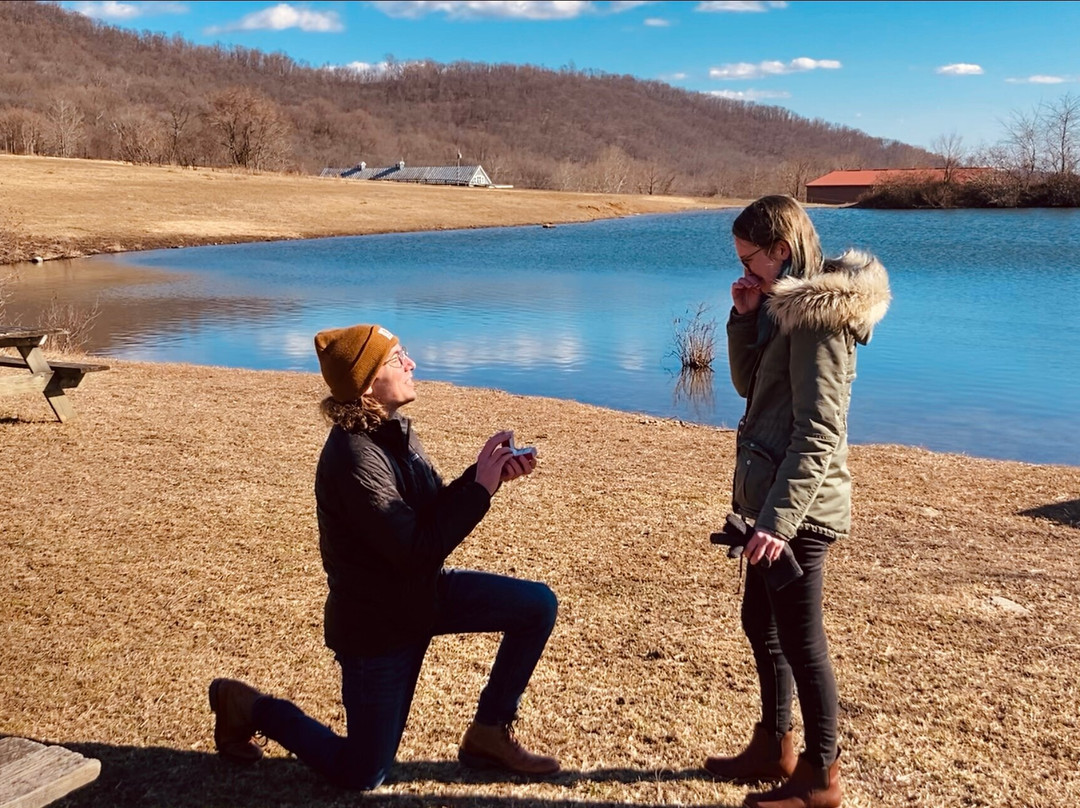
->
[523, 580, 558, 632]
[335, 764, 388, 791]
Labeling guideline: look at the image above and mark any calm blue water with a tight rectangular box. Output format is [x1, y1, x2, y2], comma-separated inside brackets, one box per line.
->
[7, 208, 1079, 466]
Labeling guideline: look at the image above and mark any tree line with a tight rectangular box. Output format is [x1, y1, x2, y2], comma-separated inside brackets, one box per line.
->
[0, 1, 934, 197]
[860, 94, 1080, 208]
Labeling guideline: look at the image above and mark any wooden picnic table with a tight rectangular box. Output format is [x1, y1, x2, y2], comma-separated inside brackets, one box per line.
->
[0, 326, 109, 423]
[0, 737, 100, 808]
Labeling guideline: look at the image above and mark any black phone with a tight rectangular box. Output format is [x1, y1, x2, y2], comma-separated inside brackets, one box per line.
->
[709, 513, 804, 591]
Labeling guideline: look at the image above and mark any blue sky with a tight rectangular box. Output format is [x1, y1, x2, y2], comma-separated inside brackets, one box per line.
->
[61, 0, 1080, 152]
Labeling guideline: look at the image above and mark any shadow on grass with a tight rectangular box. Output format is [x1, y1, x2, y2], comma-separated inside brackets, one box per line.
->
[56, 742, 736, 808]
[393, 759, 706, 786]
[1019, 499, 1080, 528]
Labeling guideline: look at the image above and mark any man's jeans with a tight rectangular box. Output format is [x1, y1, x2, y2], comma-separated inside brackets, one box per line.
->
[252, 569, 558, 790]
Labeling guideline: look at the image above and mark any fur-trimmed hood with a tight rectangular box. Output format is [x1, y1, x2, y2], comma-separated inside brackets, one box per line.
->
[766, 249, 891, 344]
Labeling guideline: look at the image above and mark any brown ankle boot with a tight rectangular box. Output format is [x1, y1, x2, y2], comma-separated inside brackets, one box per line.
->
[458, 721, 560, 776]
[208, 678, 266, 763]
[705, 723, 797, 783]
[743, 752, 842, 808]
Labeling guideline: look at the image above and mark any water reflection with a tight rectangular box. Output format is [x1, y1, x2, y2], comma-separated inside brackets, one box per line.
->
[672, 367, 716, 420]
[2, 259, 302, 358]
[424, 332, 586, 371]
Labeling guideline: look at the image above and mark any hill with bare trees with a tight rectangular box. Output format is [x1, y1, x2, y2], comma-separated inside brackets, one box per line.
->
[0, 1, 934, 196]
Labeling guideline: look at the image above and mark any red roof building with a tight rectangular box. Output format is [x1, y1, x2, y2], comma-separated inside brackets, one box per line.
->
[805, 167, 992, 204]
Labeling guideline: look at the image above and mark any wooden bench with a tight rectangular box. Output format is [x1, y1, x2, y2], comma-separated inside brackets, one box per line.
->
[0, 326, 110, 422]
[0, 356, 110, 390]
[0, 737, 100, 808]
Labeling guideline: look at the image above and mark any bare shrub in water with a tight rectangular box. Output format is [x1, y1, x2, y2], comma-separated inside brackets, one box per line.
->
[672, 303, 717, 370]
[39, 297, 101, 354]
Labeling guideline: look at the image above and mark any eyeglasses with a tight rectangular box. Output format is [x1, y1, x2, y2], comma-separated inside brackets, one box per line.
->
[738, 245, 765, 270]
[384, 347, 410, 368]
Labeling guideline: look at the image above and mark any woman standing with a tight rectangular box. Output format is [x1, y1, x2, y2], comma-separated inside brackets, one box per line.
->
[704, 196, 890, 808]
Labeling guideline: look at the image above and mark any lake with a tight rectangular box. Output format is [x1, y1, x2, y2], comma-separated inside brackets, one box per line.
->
[3, 208, 1078, 466]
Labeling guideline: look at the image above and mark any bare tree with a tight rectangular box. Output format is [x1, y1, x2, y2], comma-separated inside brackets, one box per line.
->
[109, 106, 166, 164]
[779, 156, 816, 201]
[165, 99, 197, 165]
[0, 107, 47, 154]
[1041, 92, 1080, 175]
[206, 87, 292, 170]
[998, 108, 1041, 179]
[931, 132, 965, 183]
[636, 160, 677, 195]
[581, 145, 631, 193]
[46, 98, 84, 157]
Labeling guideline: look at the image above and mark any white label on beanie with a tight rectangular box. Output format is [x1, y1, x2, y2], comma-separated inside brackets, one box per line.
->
[377, 326, 394, 339]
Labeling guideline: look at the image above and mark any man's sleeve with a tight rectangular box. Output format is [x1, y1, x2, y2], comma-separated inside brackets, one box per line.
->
[340, 447, 491, 572]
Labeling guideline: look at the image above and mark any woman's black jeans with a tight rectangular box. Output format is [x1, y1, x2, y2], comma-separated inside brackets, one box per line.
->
[741, 532, 838, 769]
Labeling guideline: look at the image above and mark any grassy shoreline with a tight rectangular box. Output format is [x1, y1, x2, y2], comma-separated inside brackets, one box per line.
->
[0, 361, 1078, 808]
[0, 155, 733, 266]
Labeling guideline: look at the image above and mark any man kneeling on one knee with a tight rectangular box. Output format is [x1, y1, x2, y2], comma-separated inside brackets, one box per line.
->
[209, 324, 559, 789]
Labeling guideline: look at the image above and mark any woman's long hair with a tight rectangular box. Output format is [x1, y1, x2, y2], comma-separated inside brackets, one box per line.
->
[320, 394, 388, 433]
[731, 195, 824, 280]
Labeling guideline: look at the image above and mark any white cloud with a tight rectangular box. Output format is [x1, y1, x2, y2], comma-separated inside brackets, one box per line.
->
[371, 1, 647, 20]
[373, 1, 592, 20]
[710, 57, 840, 80]
[696, 1, 787, 12]
[1006, 75, 1068, 84]
[206, 3, 344, 34]
[662, 71, 688, 80]
[72, 1, 140, 19]
[644, 17, 670, 26]
[343, 61, 387, 73]
[936, 63, 984, 76]
[709, 89, 791, 101]
[71, 1, 187, 19]
[340, 61, 400, 76]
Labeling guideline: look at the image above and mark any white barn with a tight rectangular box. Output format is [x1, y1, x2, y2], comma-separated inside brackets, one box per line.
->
[321, 161, 494, 187]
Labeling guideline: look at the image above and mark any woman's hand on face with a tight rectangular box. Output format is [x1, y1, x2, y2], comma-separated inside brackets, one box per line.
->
[732, 274, 764, 314]
[744, 528, 786, 566]
[475, 430, 514, 496]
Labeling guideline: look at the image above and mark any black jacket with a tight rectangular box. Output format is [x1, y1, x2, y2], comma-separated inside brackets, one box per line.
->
[315, 416, 491, 655]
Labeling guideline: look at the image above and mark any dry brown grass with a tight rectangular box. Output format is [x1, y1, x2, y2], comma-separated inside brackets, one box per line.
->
[1, 362, 1077, 808]
[0, 155, 733, 265]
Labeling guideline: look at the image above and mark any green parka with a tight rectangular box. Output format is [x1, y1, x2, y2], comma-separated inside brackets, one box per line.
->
[727, 249, 891, 541]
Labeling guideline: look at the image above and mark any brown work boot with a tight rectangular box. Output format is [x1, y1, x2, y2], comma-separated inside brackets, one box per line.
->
[705, 723, 797, 783]
[743, 752, 842, 808]
[458, 721, 560, 776]
[208, 678, 266, 763]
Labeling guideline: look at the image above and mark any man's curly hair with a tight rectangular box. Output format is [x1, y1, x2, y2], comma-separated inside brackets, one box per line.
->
[320, 395, 388, 433]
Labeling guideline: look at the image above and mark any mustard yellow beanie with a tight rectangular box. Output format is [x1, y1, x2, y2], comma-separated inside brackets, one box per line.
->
[314, 324, 399, 402]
